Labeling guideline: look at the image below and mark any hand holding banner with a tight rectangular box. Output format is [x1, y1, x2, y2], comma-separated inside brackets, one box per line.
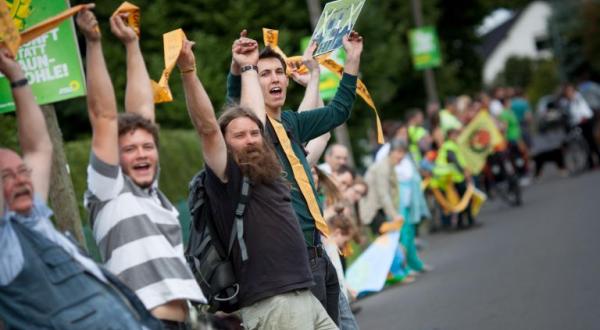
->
[262, 28, 384, 144]
[152, 28, 186, 103]
[111, 2, 140, 36]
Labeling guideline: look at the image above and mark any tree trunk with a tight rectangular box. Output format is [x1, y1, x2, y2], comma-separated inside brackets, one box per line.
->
[41, 104, 84, 246]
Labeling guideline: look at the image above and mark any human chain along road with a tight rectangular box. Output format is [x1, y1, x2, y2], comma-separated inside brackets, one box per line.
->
[355, 170, 600, 330]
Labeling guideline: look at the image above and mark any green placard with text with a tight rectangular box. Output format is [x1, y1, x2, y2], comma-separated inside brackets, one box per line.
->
[409, 26, 442, 70]
[0, 0, 86, 113]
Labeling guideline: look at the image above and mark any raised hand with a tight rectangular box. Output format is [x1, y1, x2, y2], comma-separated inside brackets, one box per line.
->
[342, 30, 363, 75]
[109, 13, 138, 45]
[76, 4, 101, 42]
[177, 39, 196, 72]
[342, 30, 363, 60]
[0, 47, 24, 81]
[231, 29, 259, 68]
[291, 41, 319, 87]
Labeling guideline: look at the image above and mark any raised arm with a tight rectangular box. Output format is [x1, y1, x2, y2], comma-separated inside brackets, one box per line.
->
[76, 6, 119, 166]
[292, 42, 324, 111]
[342, 31, 363, 76]
[0, 48, 52, 201]
[232, 31, 264, 124]
[177, 40, 227, 180]
[110, 13, 155, 122]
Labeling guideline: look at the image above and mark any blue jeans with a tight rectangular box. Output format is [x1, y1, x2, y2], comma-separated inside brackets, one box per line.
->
[338, 292, 359, 330]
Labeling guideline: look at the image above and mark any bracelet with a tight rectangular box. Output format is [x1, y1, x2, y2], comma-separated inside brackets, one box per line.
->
[10, 78, 28, 89]
[240, 65, 258, 73]
[179, 65, 196, 74]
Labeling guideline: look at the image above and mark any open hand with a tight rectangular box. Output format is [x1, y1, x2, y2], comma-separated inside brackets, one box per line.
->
[110, 13, 138, 44]
[76, 4, 101, 42]
[290, 41, 319, 87]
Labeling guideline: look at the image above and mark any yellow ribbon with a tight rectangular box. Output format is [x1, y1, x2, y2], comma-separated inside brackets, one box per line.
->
[268, 116, 330, 238]
[431, 183, 474, 214]
[0, 0, 20, 56]
[151, 28, 185, 103]
[112, 2, 140, 36]
[0, 4, 89, 57]
[262, 28, 384, 144]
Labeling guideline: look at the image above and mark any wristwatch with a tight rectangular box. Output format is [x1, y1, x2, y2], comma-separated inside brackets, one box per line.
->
[10, 78, 28, 89]
[240, 65, 258, 73]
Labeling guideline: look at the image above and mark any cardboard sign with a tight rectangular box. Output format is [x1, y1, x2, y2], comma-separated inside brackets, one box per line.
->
[0, 0, 86, 113]
[311, 0, 366, 56]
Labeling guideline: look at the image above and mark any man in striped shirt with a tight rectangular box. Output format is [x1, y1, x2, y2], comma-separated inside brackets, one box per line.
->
[77, 7, 205, 328]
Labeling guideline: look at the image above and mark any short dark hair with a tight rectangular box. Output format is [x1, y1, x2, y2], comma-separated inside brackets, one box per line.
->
[259, 46, 287, 72]
[118, 113, 160, 148]
[405, 108, 423, 122]
[334, 164, 356, 179]
[218, 105, 265, 135]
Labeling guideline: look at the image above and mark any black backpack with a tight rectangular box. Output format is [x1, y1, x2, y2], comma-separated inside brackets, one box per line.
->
[184, 170, 250, 313]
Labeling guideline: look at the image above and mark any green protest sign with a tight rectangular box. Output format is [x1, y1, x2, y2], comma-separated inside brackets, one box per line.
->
[0, 0, 86, 113]
[311, 0, 366, 56]
[409, 26, 442, 70]
[300, 37, 346, 101]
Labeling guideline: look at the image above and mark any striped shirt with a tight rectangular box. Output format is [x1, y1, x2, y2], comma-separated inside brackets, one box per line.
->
[84, 152, 206, 310]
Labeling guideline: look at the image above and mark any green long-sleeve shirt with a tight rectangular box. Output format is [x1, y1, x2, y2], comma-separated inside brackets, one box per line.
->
[226, 72, 358, 246]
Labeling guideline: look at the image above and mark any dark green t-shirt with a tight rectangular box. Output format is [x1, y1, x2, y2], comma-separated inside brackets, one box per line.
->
[226, 72, 357, 246]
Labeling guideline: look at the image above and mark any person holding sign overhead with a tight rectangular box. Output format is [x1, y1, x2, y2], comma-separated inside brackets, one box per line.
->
[227, 29, 364, 325]
[76, 6, 205, 329]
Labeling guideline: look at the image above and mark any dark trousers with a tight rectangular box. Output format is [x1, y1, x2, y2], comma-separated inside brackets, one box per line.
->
[534, 149, 565, 177]
[578, 118, 600, 168]
[440, 180, 473, 228]
[309, 249, 340, 325]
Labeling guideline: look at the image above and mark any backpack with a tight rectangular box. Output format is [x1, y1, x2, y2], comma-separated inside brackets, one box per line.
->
[184, 170, 250, 313]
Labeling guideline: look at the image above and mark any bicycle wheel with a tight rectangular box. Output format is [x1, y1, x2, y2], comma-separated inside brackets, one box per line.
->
[496, 175, 522, 207]
[564, 136, 589, 175]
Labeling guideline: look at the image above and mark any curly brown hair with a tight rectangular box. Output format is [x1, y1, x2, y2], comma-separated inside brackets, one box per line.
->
[118, 113, 160, 148]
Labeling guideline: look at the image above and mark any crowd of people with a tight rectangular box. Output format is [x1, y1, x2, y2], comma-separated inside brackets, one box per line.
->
[1, 3, 600, 330]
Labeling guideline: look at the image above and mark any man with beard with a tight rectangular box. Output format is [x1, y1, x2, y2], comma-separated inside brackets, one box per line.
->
[0, 39, 161, 329]
[77, 7, 205, 328]
[227, 30, 364, 324]
[177, 34, 337, 329]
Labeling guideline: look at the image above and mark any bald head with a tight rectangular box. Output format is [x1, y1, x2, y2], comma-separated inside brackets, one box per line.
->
[325, 144, 349, 173]
[0, 148, 34, 214]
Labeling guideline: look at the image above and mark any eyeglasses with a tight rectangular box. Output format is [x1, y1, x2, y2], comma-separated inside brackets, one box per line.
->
[1, 166, 33, 182]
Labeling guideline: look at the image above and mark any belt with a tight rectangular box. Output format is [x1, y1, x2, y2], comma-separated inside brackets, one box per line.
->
[307, 245, 324, 259]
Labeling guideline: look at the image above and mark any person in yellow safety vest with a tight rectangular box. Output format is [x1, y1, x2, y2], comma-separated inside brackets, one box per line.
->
[406, 109, 429, 165]
[439, 97, 463, 135]
[433, 128, 475, 229]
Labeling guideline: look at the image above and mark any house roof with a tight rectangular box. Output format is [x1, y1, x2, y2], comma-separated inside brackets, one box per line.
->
[480, 10, 523, 59]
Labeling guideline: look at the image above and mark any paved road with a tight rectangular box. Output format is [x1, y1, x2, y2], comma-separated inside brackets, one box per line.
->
[355, 171, 600, 330]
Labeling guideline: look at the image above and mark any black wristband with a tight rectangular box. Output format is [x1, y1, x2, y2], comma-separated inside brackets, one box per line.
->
[240, 65, 258, 73]
[10, 78, 28, 89]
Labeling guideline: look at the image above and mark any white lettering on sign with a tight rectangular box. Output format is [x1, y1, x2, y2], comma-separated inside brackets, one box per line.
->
[16, 28, 69, 84]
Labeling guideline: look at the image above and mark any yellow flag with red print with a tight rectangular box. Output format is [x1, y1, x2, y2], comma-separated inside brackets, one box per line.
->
[457, 111, 504, 174]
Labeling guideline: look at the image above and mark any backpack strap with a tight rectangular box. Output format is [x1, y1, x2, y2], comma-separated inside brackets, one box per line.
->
[227, 175, 250, 262]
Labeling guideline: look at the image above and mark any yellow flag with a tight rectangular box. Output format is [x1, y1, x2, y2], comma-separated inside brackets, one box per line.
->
[457, 111, 505, 174]
[112, 1, 140, 36]
[152, 28, 186, 103]
[0, 1, 20, 56]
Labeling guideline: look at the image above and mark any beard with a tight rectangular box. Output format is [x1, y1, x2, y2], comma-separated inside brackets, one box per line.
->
[232, 142, 283, 185]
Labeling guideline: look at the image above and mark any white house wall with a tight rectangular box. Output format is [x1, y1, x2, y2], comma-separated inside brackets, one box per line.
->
[483, 1, 552, 84]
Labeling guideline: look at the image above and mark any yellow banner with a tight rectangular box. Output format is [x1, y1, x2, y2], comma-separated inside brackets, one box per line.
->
[0, 4, 88, 56]
[0, 0, 20, 56]
[262, 28, 383, 144]
[457, 111, 505, 174]
[112, 1, 140, 36]
[152, 28, 186, 103]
